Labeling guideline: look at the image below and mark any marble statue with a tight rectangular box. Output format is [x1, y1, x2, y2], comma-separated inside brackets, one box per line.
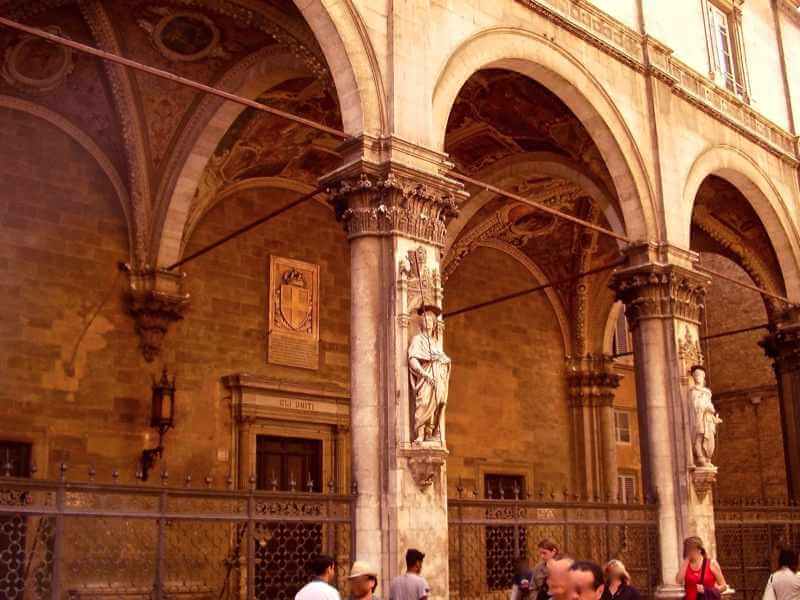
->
[408, 304, 451, 444]
[689, 365, 723, 466]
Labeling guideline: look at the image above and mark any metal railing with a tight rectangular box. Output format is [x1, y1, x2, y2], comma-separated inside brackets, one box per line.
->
[715, 497, 800, 600]
[448, 487, 661, 600]
[0, 467, 356, 600]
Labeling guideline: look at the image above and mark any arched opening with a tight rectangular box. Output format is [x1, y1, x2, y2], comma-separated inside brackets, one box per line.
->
[441, 70, 646, 593]
[689, 175, 788, 500]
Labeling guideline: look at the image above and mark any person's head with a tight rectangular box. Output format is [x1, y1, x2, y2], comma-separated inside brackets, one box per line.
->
[569, 561, 605, 600]
[690, 365, 706, 386]
[418, 306, 440, 335]
[348, 560, 378, 598]
[777, 547, 799, 572]
[683, 536, 707, 560]
[538, 538, 560, 563]
[406, 548, 425, 573]
[310, 554, 336, 583]
[547, 556, 575, 600]
[603, 560, 631, 586]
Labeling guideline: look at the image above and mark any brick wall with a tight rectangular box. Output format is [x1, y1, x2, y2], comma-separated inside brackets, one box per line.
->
[0, 107, 351, 481]
[444, 246, 572, 495]
[699, 252, 787, 499]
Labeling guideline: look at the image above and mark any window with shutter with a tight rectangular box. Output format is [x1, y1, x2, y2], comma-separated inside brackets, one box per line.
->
[614, 410, 631, 444]
[617, 474, 637, 503]
[703, 1, 748, 98]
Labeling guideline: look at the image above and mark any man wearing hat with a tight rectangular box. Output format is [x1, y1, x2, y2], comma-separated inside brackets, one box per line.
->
[348, 560, 380, 600]
[408, 304, 451, 444]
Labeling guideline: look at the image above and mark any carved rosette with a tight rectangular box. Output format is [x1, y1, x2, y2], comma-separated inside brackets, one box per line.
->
[325, 168, 461, 247]
[760, 306, 800, 375]
[125, 268, 190, 362]
[566, 355, 621, 407]
[610, 264, 709, 328]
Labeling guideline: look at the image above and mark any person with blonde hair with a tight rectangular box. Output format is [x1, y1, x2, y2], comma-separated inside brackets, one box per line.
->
[600, 560, 640, 600]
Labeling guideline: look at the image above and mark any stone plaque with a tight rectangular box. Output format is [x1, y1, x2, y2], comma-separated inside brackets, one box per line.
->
[267, 256, 320, 370]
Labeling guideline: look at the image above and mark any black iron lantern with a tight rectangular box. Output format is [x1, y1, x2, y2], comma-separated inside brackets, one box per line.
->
[140, 368, 176, 481]
[150, 368, 175, 432]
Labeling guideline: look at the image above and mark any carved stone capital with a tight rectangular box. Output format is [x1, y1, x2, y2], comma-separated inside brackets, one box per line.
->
[401, 447, 447, 490]
[760, 305, 800, 374]
[610, 263, 709, 327]
[124, 267, 189, 362]
[690, 465, 718, 500]
[322, 162, 464, 247]
[566, 355, 621, 407]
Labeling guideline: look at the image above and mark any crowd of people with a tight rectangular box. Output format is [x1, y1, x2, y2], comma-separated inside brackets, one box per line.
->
[294, 536, 800, 600]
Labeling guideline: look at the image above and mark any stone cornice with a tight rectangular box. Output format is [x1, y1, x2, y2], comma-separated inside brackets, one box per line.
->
[322, 160, 466, 247]
[514, 0, 799, 165]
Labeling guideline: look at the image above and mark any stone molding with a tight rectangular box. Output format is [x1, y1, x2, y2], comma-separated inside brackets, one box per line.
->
[514, 0, 798, 164]
[124, 267, 189, 362]
[566, 354, 621, 408]
[323, 162, 463, 246]
[610, 263, 710, 327]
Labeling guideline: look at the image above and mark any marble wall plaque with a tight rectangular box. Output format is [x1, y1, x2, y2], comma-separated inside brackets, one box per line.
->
[267, 256, 320, 370]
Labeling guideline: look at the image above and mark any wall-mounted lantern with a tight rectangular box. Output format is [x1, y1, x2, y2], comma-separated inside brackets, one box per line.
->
[140, 368, 175, 481]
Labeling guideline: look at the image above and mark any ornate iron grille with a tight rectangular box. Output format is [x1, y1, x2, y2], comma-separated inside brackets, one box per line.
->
[715, 498, 800, 600]
[0, 469, 356, 600]
[448, 489, 661, 600]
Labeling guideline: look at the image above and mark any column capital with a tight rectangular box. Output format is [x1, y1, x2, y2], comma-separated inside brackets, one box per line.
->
[610, 260, 710, 327]
[760, 305, 800, 374]
[320, 150, 467, 247]
[566, 355, 622, 407]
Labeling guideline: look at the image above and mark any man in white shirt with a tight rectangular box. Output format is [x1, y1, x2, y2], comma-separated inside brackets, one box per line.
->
[296, 555, 342, 600]
[764, 548, 800, 600]
[389, 549, 430, 600]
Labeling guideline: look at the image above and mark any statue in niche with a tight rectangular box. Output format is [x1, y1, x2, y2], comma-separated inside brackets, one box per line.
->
[408, 304, 451, 445]
[689, 365, 723, 466]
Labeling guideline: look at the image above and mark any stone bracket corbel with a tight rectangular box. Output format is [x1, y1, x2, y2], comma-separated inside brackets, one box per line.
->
[689, 465, 717, 500]
[123, 265, 190, 362]
[401, 447, 448, 490]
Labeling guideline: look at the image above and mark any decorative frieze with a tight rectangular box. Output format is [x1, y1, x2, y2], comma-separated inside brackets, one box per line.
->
[124, 267, 189, 362]
[610, 264, 709, 327]
[514, 0, 798, 164]
[325, 167, 461, 247]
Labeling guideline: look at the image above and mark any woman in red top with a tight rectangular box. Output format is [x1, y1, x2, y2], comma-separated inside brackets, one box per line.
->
[676, 537, 728, 600]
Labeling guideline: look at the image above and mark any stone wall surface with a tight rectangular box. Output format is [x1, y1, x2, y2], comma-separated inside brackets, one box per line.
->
[443, 246, 572, 494]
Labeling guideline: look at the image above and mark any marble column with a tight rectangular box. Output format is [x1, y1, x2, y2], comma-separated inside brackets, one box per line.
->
[610, 243, 713, 599]
[760, 306, 800, 501]
[566, 355, 622, 500]
[322, 140, 465, 599]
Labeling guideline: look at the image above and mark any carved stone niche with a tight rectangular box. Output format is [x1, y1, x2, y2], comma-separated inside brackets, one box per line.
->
[689, 465, 718, 500]
[124, 267, 190, 362]
[401, 447, 448, 490]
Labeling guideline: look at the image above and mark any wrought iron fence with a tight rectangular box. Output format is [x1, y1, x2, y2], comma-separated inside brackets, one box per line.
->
[0, 468, 356, 600]
[448, 489, 661, 600]
[715, 497, 800, 600]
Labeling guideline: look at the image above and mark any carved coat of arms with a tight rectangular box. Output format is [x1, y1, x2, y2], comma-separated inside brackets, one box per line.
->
[268, 256, 319, 369]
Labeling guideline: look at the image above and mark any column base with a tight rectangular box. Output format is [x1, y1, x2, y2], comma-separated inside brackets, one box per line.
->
[655, 584, 685, 600]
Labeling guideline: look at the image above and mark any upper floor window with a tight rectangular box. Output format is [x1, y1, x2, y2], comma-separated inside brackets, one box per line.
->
[615, 410, 632, 444]
[704, 0, 748, 98]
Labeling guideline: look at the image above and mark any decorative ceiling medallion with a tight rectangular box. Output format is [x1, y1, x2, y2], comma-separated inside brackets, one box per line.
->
[140, 9, 229, 62]
[2, 27, 74, 95]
